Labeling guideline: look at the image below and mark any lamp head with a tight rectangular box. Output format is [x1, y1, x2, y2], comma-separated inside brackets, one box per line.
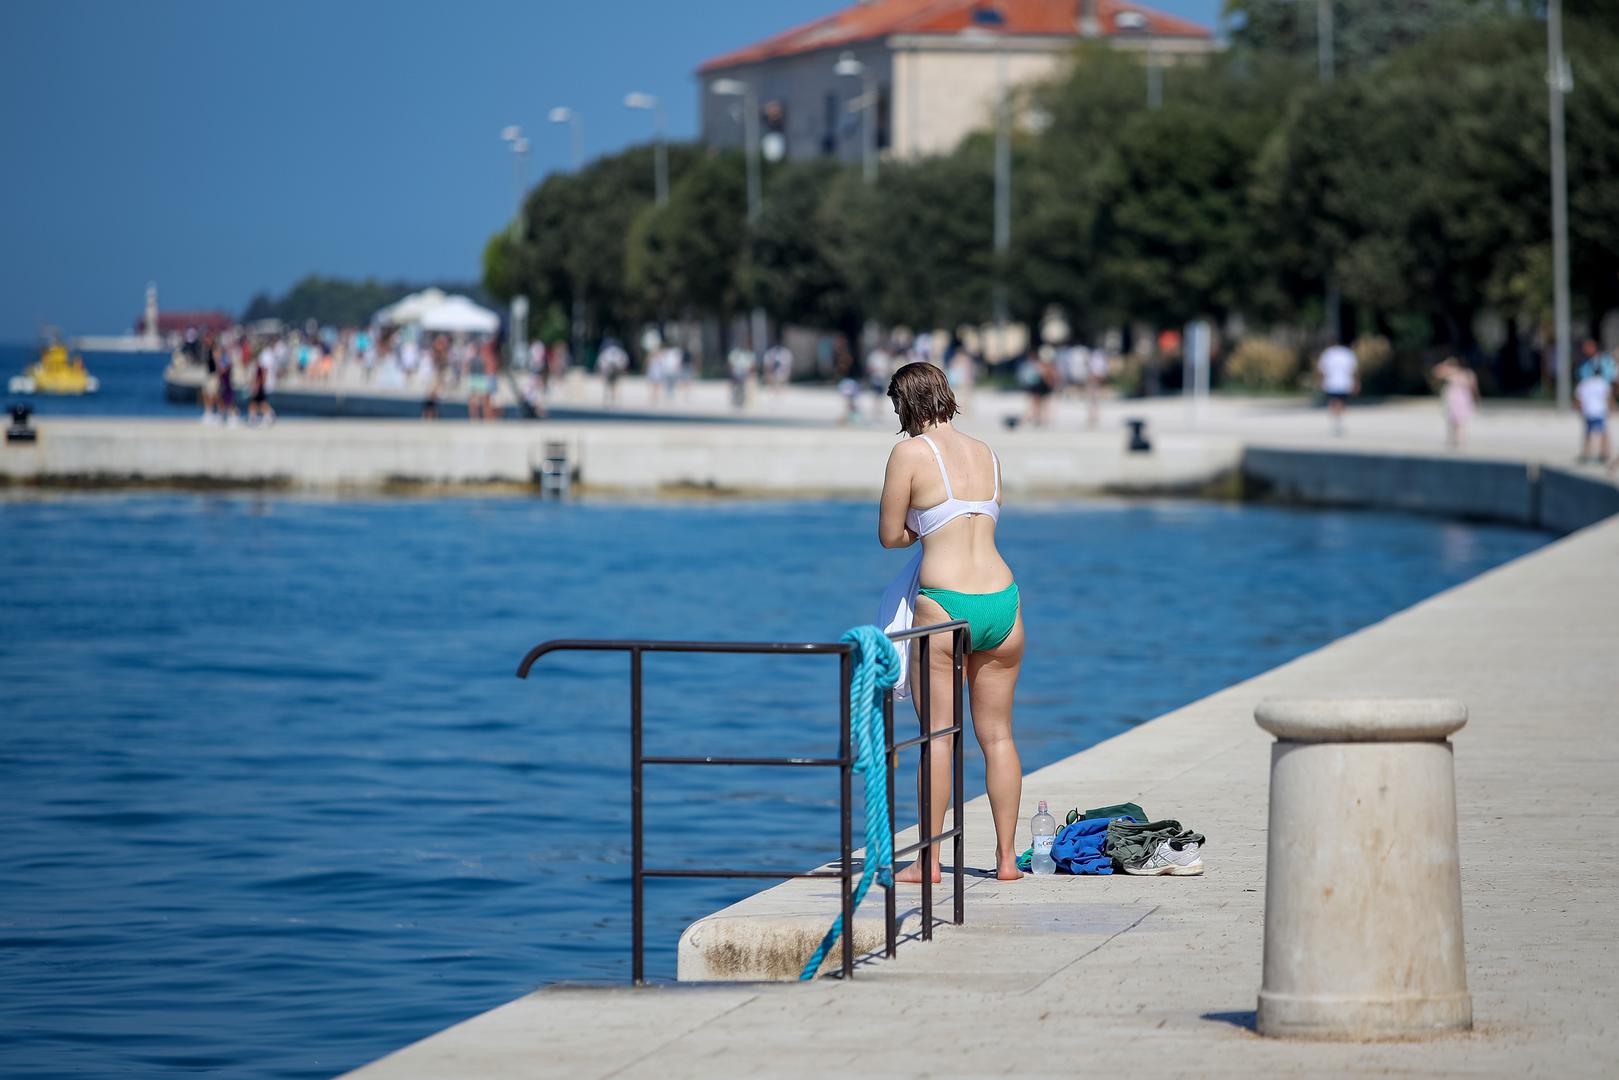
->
[548, 107, 573, 124]
[624, 92, 657, 110]
[833, 51, 864, 77]
[710, 78, 746, 96]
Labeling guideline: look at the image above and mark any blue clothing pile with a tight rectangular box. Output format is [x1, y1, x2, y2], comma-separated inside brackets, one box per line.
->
[1049, 815, 1134, 875]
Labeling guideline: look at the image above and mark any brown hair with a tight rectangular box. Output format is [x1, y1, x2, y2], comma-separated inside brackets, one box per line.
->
[887, 361, 959, 436]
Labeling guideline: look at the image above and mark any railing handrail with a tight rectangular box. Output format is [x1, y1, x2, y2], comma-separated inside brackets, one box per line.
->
[516, 620, 970, 678]
[516, 619, 970, 982]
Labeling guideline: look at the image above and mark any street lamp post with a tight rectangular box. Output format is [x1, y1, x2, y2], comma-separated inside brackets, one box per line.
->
[548, 107, 585, 367]
[1317, 0, 1335, 85]
[710, 78, 761, 222]
[967, 5, 1011, 354]
[624, 92, 669, 207]
[1146, 39, 1163, 109]
[548, 106, 583, 170]
[499, 126, 531, 371]
[499, 125, 529, 222]
[711, 77, 766, 353]
[1548, 0, 1573, 409]
[833, 52, 878, 184]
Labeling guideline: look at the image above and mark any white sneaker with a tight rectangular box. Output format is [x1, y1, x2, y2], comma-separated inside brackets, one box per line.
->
[1123, 839, 1204, 876]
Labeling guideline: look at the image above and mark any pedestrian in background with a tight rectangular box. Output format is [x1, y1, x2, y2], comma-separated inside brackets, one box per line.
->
[1577, 337, 1617, 384]
[1085, 346, 1109, 430]
[726, 340, 756, 409]
[598, 338, 629, 406]
[1432, 356, 1478, 449]
[1317, 341, 1359, 435]
[422, 333, 448, 419]
[1575, 366, 1614, 464]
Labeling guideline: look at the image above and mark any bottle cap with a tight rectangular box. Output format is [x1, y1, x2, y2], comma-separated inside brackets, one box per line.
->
[1037, 800, 1047, 813]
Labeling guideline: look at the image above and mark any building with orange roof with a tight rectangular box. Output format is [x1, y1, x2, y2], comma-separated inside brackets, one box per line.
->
[698, 0, 1216, 163]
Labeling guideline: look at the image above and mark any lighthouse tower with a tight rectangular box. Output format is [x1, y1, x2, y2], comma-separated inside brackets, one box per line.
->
[143, 283, 160, 348]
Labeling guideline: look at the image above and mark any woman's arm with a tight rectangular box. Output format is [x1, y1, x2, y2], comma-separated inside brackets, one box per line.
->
[878, 446, 918, 549]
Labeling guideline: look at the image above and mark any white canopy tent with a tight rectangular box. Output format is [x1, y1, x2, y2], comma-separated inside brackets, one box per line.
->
[417, 295, 500, 335]
[372, 288, 447, 328]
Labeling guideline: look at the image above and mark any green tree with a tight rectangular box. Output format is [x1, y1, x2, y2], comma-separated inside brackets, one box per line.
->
[829, 151, 996, 330]
[625, 151, 749, 322]
[489, 142, 699, 338]
[1255, 14, 1619, 369]
[242, 275, 487, 327]
[746, 159, 864, 336]
[1224, 0, 1513, 73]
[1092, 99, 1276, 327]
[1012, 45, 1151, 337]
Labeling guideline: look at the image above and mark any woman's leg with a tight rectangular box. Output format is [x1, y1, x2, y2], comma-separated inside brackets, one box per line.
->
[969, 613, 1025, 880]
[895, 595, 956, 884]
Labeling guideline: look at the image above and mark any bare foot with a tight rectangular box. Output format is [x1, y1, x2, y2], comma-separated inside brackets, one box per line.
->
[894, 859, 942, 884]
[995, 852, 1023, 881]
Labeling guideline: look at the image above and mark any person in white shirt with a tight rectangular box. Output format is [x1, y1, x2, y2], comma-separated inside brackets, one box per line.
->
[1575, 371, 1614, 464]
[1085, 347, 1109, 430]
[726, 344, 756, 408]
[597, 339, 629, 406]
[1317, 343, 1359, 434]
[763, 343, 793, 391]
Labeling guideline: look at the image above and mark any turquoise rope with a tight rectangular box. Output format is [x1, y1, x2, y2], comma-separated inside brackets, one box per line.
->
[798, 625, 902, 980]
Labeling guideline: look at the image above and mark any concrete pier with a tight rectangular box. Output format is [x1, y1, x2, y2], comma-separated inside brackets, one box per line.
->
[346, 480, 1619, 1077]
[0, 416, 1239, 496]
[4, 394, 1616, 515]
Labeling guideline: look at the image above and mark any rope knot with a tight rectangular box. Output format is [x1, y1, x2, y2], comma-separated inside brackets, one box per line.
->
[798, 625, 901, 979]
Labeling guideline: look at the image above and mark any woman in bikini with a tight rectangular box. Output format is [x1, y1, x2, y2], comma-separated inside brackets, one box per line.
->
[879, 361, 1024, 882]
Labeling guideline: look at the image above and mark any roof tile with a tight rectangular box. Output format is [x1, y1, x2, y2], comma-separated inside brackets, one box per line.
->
[698, 0, 1210, 73]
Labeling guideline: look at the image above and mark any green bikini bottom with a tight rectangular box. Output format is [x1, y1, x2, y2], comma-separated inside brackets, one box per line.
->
[917, 582, 1020, 652]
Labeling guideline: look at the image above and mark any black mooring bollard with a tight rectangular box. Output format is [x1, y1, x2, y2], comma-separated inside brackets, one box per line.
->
[1126, 417, 1151, 453]
[7, 403, 36, 444]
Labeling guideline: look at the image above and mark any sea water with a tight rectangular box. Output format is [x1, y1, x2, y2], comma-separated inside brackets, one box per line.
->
[0, 345, 184, 418]
[0, 493, 1546, 1078]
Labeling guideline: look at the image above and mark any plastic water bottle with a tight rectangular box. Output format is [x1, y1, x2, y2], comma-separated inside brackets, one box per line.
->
[1030, 800, 1057, 875]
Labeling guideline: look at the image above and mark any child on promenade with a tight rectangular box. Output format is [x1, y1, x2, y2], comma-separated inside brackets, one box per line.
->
[1575, 368, 1614, 464]
[1433, 357, 1478, 449]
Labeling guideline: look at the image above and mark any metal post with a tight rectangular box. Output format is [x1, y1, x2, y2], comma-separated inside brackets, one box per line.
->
[992, 45, 1010, 354]
[862, 71, 878, 184]
[918, 634, 933, 942]
[1317, 2, 1338, 345]
[654, 101, 669, 208]
[883, 686, 897, 958]
[951, 627, 965, 926]
[630, 647, 644, 984]
[838, 650, 854, 979]
[1317, 0, 1334, 85]
[742, 83, 762, 223]
[1147, 40, 1162, 109]
[511, 147, 524, 216]
[1549, 0, 1573, 410]
[741, 80, 767, 374]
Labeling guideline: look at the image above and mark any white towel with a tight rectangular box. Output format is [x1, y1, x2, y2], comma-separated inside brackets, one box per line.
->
[876, 549, 922, 700]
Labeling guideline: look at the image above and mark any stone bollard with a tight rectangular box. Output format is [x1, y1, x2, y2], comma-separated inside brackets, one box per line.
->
[1254, 698, 1472, 1039]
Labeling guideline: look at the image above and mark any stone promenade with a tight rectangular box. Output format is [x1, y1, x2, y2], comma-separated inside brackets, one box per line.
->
[347, 489, 1619, 1078]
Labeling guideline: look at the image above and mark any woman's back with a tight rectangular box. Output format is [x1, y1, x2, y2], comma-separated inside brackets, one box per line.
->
[907, 427, 1012, 593]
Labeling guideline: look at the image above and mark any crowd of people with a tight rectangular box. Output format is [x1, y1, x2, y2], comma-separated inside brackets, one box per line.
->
[179, 324, 564, 424]
[175, 317, 1618, 469]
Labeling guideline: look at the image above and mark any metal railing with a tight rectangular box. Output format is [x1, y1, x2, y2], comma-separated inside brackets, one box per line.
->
[516, 620, 969, 982]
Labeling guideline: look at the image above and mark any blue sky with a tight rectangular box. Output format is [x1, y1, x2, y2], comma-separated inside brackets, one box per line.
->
[0, 0, 1222, 339]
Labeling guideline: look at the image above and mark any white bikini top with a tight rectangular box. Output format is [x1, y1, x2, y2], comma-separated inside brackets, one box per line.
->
[906, 434, 1001, 537]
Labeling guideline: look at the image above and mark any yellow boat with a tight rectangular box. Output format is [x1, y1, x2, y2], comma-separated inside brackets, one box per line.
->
[8, 340, 100, 396]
